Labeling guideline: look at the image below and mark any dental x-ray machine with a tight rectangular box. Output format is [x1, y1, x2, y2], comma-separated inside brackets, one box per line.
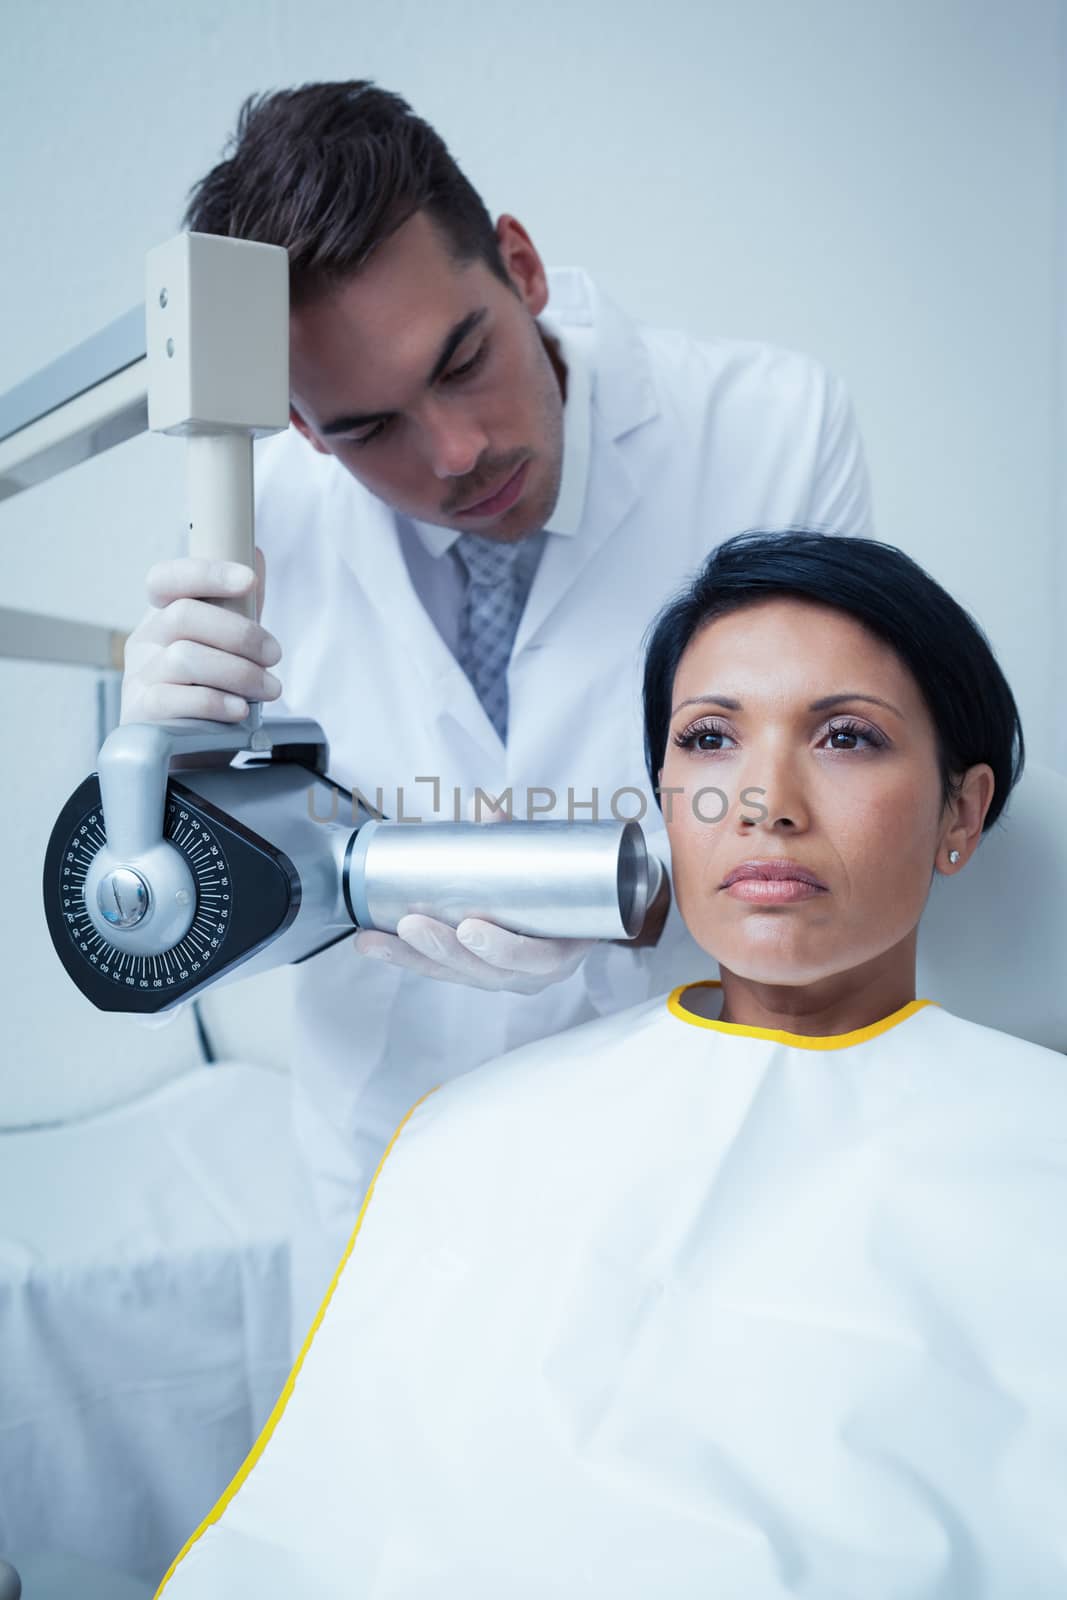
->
[0, 233, 649, 1015]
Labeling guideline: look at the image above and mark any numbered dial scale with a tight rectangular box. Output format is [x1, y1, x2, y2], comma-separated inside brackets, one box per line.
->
[44, 774, 298, 1013]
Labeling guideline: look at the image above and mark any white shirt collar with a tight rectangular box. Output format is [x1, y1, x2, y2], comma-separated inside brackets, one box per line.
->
[540, 315, 592, 539]
[411, 315, 592, 558]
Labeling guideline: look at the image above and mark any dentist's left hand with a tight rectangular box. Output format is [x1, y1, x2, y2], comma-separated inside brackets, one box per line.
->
[353, 917, 594, 995]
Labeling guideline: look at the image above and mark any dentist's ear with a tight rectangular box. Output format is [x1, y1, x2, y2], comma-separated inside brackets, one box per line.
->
[493, 215, 550, 316]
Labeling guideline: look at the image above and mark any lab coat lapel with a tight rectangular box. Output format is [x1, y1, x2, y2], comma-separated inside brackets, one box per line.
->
[322, 471, 501, 754]
[512, 435, 638, 654]
[514, 277, 659, 656]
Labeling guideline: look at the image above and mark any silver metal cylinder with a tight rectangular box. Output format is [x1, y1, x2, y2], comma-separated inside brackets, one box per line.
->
[347, 819, 650, 941]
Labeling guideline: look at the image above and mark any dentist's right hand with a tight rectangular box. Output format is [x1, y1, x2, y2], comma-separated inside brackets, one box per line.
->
[120, 548, 283, 724]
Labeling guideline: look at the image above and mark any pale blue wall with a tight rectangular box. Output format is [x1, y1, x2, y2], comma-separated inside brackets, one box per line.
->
[1, 0, 1063, 1119]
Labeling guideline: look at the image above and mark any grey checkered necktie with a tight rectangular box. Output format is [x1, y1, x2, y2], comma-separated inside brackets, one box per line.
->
[455, 532, 527, 743]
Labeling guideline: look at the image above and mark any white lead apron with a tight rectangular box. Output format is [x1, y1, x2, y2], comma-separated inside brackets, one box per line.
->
[158, 986, 1067, 1598]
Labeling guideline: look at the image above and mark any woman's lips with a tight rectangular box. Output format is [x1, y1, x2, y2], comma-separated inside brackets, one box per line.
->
[723, 879, 827, 903]
[454, 459, 529, 519]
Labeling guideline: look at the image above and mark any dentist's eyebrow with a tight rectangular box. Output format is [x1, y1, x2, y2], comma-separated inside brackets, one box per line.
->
[319, 308, 488, 435]
[670, 692, 905, 718]
[426, 308, 487, 384]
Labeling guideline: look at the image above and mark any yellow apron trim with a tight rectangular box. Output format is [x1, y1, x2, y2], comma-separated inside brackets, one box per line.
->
[154, 1086, 439, 1597]
[667, 980, 936, 1051]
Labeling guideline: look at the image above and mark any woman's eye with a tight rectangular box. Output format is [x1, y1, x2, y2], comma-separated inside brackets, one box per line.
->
[674, 723, 734, 752]
[673, 719, 885, 755]
[823, 720, 884, 752]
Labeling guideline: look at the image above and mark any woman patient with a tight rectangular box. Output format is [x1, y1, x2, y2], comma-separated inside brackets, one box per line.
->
[159, 531, 1066, 1599]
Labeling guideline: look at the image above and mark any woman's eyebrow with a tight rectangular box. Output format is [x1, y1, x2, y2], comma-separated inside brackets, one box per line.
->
[671, 692, 905, 718]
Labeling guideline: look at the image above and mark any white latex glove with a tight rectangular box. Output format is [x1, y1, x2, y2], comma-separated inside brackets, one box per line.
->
[121, 550, 282, 725]
[353, 915, 594, 995]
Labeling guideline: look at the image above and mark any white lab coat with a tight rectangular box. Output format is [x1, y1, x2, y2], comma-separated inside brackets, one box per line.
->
[158, 985, 1067, 1598]
[254, 268, 873, 1313]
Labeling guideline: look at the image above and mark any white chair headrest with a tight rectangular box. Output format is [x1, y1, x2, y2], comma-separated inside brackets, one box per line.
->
[917, 760, 1067, 1052]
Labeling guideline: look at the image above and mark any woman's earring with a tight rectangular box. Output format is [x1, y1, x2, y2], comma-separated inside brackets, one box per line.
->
[948, 849, 960, 865]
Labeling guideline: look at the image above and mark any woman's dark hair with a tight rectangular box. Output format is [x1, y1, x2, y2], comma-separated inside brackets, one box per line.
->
[643, 529, 1024, 831]
[184, 81, 509, 306]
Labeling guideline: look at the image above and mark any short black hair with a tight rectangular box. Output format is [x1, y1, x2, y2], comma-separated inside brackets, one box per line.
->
[184, 81, 510, 306]
[643, 529, 1024, 830]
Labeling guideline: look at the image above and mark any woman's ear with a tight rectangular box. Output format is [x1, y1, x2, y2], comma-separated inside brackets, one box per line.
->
[939, 763, 995, 871]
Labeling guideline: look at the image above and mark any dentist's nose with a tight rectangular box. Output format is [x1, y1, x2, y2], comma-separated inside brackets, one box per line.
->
[422, 403, 487, 480]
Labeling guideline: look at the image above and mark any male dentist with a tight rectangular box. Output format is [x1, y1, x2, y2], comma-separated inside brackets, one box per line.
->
[121, 81, 873, 1330]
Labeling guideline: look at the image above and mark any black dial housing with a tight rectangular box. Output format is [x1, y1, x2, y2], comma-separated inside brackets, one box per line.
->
[43, 774, 300, 1013]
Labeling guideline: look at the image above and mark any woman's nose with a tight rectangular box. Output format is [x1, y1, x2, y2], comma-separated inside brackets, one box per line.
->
[738, 747, 812, 833]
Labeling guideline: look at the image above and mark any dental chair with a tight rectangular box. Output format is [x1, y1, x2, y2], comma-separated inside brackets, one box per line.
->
[916, 757, 1066, 1053]
[0, 1052, 299, 1598]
